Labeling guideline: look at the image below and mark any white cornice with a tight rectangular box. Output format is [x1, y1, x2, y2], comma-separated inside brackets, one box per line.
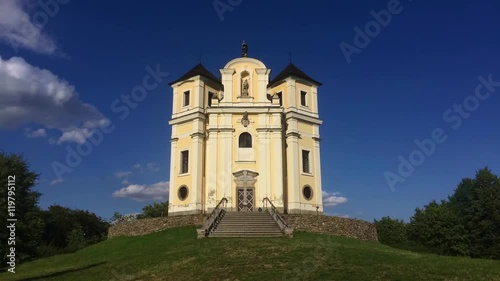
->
[224, 57, 266, 69]
[206, 107, 283, 114]
[285, 111, 323, 125]
[169, 111, 206, 125]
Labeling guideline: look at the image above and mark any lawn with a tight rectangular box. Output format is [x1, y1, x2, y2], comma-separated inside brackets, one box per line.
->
[2, 227, 500, 281]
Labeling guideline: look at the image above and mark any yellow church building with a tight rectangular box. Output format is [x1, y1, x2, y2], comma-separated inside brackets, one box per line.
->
[168, 42, 324, 216]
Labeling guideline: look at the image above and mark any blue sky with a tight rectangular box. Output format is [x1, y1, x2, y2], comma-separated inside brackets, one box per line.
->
[0, 0, 499, 222]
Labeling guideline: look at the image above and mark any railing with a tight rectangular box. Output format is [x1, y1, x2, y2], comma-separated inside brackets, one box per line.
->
[201, 198, 228, 237]
[262, 197, 290, 233]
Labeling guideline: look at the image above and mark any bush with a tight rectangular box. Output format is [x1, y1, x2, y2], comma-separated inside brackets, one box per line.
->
[64, 226, 87, 253]
[36, 242, 62, 258]
[374, 216, 408, 246]
[408, 201, 469, 256]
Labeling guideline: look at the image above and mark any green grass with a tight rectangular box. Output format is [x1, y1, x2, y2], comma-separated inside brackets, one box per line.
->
[2, 227, 500, 281]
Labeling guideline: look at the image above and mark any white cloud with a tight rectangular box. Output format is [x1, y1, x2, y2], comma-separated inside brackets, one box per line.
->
[121, 179, 129, 185]
[24, 128, 47, 138]
[50, 178, 63, 185]
[0, 0, 58, 54]
[133, 164, 143, 172]
[0, 56, 109, 144]
[114, 171, 132, 179]
[113, 181, 169, 201]
[322, 190, 348, 207]
[146, 162, 160, 172]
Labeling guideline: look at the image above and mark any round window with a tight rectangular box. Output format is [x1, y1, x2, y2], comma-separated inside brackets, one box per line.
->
[178, 186, 188, 201]
[302, 185, 313, 200]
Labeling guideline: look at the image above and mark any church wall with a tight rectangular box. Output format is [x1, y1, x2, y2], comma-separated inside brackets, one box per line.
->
[297, 121, 314, 136]
[174, 122, 192, 137]
[295, 82, 314, 111]
[174, 82, 195, 113]
[300, 128, 323, 209]
[170, 56, 322, 216]
[203, 82, 220, 109]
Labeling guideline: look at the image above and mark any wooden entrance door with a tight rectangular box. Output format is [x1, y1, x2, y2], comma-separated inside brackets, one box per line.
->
[237, 188, 254, 212]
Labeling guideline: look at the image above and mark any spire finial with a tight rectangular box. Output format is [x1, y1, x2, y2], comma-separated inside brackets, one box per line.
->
[289, 51, 293, 64]
[242, 40, 248, 57]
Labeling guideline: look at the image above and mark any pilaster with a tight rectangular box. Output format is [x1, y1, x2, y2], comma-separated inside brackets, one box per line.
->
[205, 130, 218, 211]
[220, 68, 235, 102]
[313, 136, 323, 211]
[168, 137, 178, 212]
[256, 68, 271, 103]
[190, 129, 204, 212]
[286, 78, 297, 108]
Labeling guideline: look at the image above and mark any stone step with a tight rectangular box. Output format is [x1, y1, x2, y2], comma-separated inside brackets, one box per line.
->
[208, 210, 285, 238]
[209, 233, 284, 238]
[217, 227, 279, 230]
[213, 230, 283, 235]
[217, 223, 278, 226]
[219, 220, 276, 223]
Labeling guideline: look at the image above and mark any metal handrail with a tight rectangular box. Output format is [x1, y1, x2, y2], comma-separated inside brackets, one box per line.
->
[262, 197, 289, 230]
[202, 197, 228, 237]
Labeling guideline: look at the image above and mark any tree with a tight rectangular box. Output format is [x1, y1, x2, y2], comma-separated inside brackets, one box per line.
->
[448, 168, 500, 259]
[65, 225, 87, 253]
[111, 212, 123, 223]
[0, 152, 44, 263]
[141, 201, 169, 218]
[374, 216, 408, 246]
[408, 200, 469, 256]
[41, 205, 109, 249]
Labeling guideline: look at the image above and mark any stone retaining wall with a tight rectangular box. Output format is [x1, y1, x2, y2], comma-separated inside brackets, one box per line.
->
[107, 213, 377, 241]
[285, 214, 378, 241]
[108, 214, 204, 238]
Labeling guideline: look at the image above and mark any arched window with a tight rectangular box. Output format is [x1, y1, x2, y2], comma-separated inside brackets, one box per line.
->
[239, 132, 252, 148]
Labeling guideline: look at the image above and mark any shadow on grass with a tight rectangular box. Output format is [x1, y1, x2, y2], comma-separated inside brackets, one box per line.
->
[19, 262, 107, 281]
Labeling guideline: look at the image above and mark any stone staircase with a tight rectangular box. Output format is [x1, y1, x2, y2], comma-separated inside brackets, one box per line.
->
[209, 210, 284, 238]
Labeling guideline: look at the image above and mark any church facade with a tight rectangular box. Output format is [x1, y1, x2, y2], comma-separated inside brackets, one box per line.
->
[168, 42, 324, 216]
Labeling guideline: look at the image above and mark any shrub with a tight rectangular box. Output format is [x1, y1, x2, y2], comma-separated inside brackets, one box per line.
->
[374, 216, 408, 246]
[37, 242, 62, 258]
[65, 226, 87, 253]
[408, 201, 469, 256]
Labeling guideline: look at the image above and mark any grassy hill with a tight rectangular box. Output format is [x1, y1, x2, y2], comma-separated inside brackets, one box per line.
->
[2, 227, 500, 281]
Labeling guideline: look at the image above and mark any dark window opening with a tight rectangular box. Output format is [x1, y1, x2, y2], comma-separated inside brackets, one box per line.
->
[208, 91, 214, 107]
[277, 92, 283, 106]
[183, 91, 190, 106]
[178, 186, 188, 200]
[181, 150, 189, 174]
[302, 150, 310, 173]
[239, 132, 252, 148]
[300, 91, 307, 106]
[303, 185, 313, 200]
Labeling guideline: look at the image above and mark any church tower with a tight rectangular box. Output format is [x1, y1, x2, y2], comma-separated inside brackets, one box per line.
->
[168, 42, 323, 215]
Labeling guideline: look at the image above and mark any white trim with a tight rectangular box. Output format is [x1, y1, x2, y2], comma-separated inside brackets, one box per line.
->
[224, 57, 266, 69]
[300, 148, 313, 175]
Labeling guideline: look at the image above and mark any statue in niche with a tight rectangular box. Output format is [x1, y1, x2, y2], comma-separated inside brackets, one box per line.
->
[242, 79, 249, 97]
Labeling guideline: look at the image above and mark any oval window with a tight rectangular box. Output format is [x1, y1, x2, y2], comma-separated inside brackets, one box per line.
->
[178, 186, 189, 201]
[302, 185, 313, 200]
